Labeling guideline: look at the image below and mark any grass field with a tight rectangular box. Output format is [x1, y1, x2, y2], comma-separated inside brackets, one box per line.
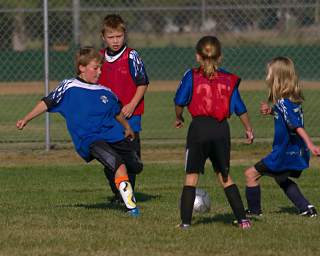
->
[0, 142, 319, 256]
[2, 88, 320, 143]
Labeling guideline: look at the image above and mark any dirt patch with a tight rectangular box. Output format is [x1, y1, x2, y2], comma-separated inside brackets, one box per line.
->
[1, 80, 319, 95]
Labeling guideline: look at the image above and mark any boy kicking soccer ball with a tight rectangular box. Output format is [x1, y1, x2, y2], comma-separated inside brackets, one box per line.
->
[16, 46, 141, 216]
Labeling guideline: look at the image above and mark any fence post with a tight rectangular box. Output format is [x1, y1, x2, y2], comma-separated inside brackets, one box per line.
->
[43, 0, 50, 151]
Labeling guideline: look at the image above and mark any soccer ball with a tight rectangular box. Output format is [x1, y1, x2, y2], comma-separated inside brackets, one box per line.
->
[193, 188, 211, 213]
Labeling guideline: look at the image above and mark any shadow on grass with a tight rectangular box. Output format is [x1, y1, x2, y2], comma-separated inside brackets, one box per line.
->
[276, 206, 298, 215]
[194, 212, 263, 225]
[61, 192, 160, 211]
[193, 213, 235, 225]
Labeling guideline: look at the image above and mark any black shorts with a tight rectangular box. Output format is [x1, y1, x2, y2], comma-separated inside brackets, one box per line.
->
[89, 139, 143, 174]
[185, 116, 230, 178]
[254, 160, 302, 179]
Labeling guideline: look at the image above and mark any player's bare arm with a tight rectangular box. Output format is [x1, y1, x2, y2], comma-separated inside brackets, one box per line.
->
[122, 85, 148, 118]
[239, 112, 254, 144]
[296, 127, 320, 156]
[16, 101, 48, 130]
[175, 105, 185, 129]
[115, 112, 135, 140]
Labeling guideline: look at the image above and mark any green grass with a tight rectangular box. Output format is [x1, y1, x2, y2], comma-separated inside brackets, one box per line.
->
[0, 160, 319, 255]
[3, 89, 320, 143]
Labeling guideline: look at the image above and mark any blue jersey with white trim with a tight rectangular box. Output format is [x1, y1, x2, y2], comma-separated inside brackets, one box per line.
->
[43, 78, 124, 162]
[174, 68, 247, 116]
[262, 98, 309, 172]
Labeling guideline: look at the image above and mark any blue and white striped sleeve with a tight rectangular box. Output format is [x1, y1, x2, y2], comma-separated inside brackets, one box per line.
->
[277, 99, 303, 130]
[230, 87, 247, 116]
[42, 79, 71, 110]
[129, 50, 149, 86]
[174, 69, 193, 106]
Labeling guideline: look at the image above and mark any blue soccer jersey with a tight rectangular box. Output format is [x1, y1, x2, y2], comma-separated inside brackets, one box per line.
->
[42, 78, 125, 162]
[262, 98, 309, 172]
[174, 68, 247, 116]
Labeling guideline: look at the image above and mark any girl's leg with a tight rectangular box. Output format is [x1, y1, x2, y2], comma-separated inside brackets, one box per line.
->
[244, 166, 262, 215]
[179, 173, 199, 226]
[217, 173, 249, 225]
[274, 176, 314, 215]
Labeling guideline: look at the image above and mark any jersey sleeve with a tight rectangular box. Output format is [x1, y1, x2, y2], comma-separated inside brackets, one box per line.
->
[107, 90, 122, 117]
[229, 87, 247, 116]
[42, 79, 72, 111]
[129, 50, 149, 86]
[277, 99, 304, 130]
[174, 69, 193, 106]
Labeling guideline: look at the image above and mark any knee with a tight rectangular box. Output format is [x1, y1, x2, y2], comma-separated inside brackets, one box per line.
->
[127, 161, 143, 174]
[244, 167, 259, 185]
[184, 173, 199, 186]
[125, 153, 143, 174]
[276, 178, 295, 189]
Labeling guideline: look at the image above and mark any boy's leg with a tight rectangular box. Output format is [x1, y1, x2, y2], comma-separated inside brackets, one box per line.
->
[244, 166, 262, 215]
[89, 141, 138, 211]
[113, 137, 143, 192]
[179, 173, 199, 227]
[114, 164, 137, 211]
[274, 176, 313, 214]
[103, 168, 122, 203]
[127, 132, 141, 190]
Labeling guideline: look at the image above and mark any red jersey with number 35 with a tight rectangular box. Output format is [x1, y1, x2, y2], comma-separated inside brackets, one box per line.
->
[188, 68, 239, 121]
[98, 47, 144, 115]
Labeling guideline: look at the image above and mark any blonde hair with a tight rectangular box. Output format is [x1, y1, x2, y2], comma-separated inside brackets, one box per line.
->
[101, 14, 126, 35]
[75, 46, 103, 75]
[266, 56, 304, 104]
[196, 36, 222, 78]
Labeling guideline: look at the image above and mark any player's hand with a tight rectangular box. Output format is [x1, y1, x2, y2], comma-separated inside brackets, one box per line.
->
[260, 101, 272, 115]
[122, 103, 135, 118]
[245, 128, 254, 144]
[309, 145, 320, 156]
[16, 119, 27, 130]
[175, 116, 184, 129]
[124, 127, 135, 141]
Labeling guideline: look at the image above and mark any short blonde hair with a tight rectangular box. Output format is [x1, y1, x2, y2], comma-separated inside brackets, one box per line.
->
[266, 56, 304, 104]
[75, 46, 103, 75]
[101, 14, 126, 35]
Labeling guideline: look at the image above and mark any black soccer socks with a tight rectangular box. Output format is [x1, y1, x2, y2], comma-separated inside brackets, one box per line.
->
[224, 184, 246, 222]
[246, 185, 262, 214]
[180, 186, 196, 225]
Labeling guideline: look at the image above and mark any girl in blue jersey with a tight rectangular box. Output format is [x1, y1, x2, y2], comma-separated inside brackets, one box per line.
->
[174, 36, 254, 229]
[245, 56, 320, 217]
[16, 47, 141, 217]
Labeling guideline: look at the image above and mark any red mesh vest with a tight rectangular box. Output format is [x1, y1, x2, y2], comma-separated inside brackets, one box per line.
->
[188, 68, 240, 121]
[98, 47, 144, 115]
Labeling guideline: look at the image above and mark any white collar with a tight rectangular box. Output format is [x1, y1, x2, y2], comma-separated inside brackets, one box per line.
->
[104, 46, 127, 63]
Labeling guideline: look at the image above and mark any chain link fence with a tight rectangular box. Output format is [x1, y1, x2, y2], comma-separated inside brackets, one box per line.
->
[1, 0, 320, 146]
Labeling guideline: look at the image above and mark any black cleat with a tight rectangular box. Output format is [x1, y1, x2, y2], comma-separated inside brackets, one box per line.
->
[245, 209, 263, 217]
[299, 205, 317, 218]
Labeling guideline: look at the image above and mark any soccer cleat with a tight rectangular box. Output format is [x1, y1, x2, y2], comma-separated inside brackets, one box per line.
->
[127, 207, 140, 217]
[299, 205, 317, 218]
[233, 219, 252, 229]
[176, 223, 191, 229]
[245, 209, 263, 217]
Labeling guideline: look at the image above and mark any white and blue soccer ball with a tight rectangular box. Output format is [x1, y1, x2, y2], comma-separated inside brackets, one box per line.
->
[193, 188, 211, 213]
